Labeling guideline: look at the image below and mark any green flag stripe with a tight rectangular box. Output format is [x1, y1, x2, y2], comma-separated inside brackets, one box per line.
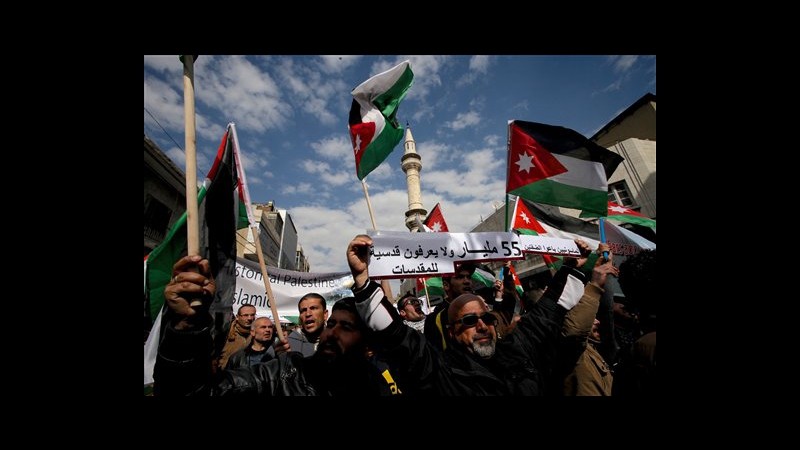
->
[373, 65, 414, 119]
[511, 179, 607, 216]
[356, 124, 404, 180]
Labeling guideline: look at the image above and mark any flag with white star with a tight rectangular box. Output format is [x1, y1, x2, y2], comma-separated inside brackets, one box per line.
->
[580, 201, 656, 228]
[423, 202, 449, 232]
[506, 120, 623, 217]
[348, 60, 414, 180]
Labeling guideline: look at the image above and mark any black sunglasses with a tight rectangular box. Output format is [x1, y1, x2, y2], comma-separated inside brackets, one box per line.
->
[453, 312, 497, 327]
[400, 298, 421, 308]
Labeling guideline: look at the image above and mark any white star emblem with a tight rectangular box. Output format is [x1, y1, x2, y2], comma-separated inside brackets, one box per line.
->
[514, 152, 535, 173]
[609, 205, 628, 213]
[519, 212, 531, 224]
[353, 133, 362, 154]
[431, 221, 443, 232]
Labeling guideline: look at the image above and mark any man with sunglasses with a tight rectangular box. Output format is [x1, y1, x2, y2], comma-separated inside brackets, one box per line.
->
[397, 293, 426, 333]
[346, 234, 608, 396]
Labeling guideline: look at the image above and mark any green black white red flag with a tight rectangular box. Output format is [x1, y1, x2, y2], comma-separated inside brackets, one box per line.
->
[580, 201, 656, 228]
[348, 60, 414, 180]
[506, 120, 624, 217]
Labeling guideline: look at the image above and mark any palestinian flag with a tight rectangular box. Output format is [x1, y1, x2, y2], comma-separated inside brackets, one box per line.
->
[472, 266, 496, 289]
[416, 276, 444, 298]
[580, 201, 656, 228]
[144, 126, 249, 322]
[423, 202, 449, 232]
[348, 60, 414, 180]
[506, 120, 624, 217]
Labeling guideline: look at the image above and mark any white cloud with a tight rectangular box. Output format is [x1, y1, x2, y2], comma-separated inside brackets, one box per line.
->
[274, 57, 349, 126]
[469, 55, 490, 73]
[457, 55, 492, 86]
[609, 55, 638, 73]
[311, 134, 352, 160]
[144, 55, 179, 74]
[512, 100, 529, 111]
[282, 182, 314, 195]
[445, 111, 481, 130]
[483, 134, 501, 147]
[300, 159, 350, 187]
[319, 55, 362, 73]
[238, 150, 273, 184]
[197, 56, 293, 133]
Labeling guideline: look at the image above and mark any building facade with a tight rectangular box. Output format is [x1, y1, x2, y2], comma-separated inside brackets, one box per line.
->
[592, 93, 656, 219]
[143, 135, 186, 256]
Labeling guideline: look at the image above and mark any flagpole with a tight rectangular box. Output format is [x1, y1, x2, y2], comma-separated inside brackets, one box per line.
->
[361, 179, 378, 230]
[361, 179, 394, 300]
[251, 229, 285, 342]
[599, 217, 609, 261]
[505, 120, 512, 231]
[180, 55, 203, 307]
[423, 279, 431, 312]
[229, 123, 285, 342]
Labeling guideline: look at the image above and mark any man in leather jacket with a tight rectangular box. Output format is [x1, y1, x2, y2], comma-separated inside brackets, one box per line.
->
[153, 254, 393, 396]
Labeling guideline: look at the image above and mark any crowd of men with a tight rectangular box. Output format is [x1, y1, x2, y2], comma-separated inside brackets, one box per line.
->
[152, 237, 655, 396]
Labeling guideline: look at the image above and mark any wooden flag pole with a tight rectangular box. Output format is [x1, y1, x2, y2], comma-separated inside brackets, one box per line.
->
[251, 227, 285, 342]
[182, 55, 199, 256]
[361, 179, 393, 299]
[361, 179, 378, 230]
[181, 55, 202, 307]
[423, 280, 431, 312]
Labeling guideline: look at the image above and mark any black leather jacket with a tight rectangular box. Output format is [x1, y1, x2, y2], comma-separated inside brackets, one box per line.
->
[154, 316, 392, 397]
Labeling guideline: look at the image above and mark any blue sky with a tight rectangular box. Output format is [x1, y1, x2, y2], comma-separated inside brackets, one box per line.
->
[144, 55, 656, 277]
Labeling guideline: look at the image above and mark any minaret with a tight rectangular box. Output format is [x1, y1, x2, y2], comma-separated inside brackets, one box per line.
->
[402, 125, 427, 231]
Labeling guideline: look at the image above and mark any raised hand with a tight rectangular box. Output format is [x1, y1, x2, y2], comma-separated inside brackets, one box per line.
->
[347, 234, 373, 288]
[163, 255, 215, 328]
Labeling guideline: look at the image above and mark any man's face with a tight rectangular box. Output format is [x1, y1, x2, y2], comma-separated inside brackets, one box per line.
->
[236, 306, 256, 328]
[446, 269, 473, 298]
[252, 317, 275, 344]
[399, 298, 424, 322]
[298, 298, 328, 336]
[316, 309, 364, 361]
[448, 299, 497, 359]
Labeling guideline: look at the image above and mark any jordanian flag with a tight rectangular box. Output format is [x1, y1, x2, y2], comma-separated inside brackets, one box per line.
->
[349, 60, 414, 180]
[424, 202, 449, 232]
[507, 264, 525, 297]
[506, 120, 624, 217]
[510, 196, 561, 270]
[580, 201, 656, 228]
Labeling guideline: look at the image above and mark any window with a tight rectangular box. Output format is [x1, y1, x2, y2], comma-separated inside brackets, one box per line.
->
[608, 180, 635, 207]
[144, 195, 172, 243]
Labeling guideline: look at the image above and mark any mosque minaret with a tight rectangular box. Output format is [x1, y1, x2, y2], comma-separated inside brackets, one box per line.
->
[401, 125, 426, 232]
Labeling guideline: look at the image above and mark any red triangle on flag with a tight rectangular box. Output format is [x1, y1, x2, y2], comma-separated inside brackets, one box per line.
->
[423, 202, 449, 232]
[349, 122, 375, 168]
[608, 201, 647, 218]
[506, 122, 568, 192]
[512, 198, 547, 234]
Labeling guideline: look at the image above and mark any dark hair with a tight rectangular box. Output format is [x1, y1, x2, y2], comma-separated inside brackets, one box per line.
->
[237, 304, 256, 315]
[444, 262, 477, 280]
[397, 292, 416, 309]
[331, 297, 366, 331]
[298, 293, 327, 311]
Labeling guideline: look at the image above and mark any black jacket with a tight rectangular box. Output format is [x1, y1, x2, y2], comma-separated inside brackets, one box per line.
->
[354, 266, 585, 396]
[154, 315, 392, 397]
